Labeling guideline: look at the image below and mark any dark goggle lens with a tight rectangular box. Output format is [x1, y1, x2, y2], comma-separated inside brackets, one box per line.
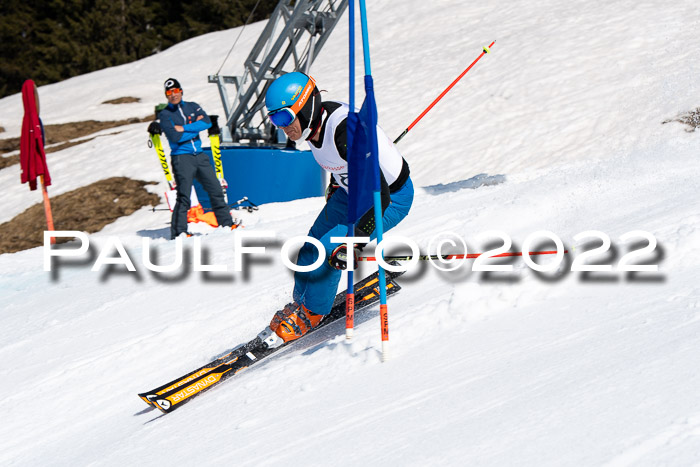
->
[268, 107, 296, 127]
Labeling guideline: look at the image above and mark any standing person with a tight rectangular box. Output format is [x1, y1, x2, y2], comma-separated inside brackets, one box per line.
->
[156, 78, 234, 239]
[262, 72, 413, 345]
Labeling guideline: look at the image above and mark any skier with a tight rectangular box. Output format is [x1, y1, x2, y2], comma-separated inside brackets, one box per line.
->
[262, 72, 413, 345]
[154, 78, 234, 239]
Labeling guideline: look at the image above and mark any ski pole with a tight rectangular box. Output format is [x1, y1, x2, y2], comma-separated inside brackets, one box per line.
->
[393, 41, 495, 144]
[232, 196, 259, 212]
[148, 134, 176, 191]
[233, 196, 248, 208]
[208, 115, 228, 203]
[358, 249, 567, 262]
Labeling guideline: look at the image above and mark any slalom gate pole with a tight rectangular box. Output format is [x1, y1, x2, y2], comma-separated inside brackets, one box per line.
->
[393, 41, 495, 144]
[358, 249, 567, 262]
[345, 0, 356, 340]
[40, 175, 55, 244]
[359, 0, 390, 362]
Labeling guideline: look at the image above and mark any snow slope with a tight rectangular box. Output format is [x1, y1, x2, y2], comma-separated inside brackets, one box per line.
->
[1, 0, 700, 465]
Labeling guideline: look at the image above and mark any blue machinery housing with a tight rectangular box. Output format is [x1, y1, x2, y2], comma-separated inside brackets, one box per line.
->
[194, 146, 325, 209]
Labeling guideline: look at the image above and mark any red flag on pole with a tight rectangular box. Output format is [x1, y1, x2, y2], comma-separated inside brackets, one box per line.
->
[20, 80, 52, 190]
[20, 79, 55, 240]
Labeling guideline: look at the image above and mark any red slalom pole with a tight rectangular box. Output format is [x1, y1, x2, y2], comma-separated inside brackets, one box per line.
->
[394, 41, 495, 144]
[358, 249, 567, 262]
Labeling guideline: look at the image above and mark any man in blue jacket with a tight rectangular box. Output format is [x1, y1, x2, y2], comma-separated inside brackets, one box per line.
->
[158, 78, 234, 239]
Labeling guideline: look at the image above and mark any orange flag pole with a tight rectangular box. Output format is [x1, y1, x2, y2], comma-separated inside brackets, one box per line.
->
[40, 175, 55, 244]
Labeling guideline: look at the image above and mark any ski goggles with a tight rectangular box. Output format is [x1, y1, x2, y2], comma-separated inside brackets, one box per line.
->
[268, 107, 297, 127]
[267, 75, 316, 127]
[165, 88, 182, 96]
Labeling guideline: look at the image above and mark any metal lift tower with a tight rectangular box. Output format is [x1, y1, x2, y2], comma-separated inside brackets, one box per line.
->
[209, 0, 348, 146]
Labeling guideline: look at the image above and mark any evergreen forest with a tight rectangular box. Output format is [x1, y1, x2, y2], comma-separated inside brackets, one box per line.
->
[0, 0, 278, 98]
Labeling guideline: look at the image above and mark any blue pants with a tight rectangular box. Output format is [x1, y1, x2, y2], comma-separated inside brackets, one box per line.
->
[171, 152, 232, 239]
[293, 178, 414, 315]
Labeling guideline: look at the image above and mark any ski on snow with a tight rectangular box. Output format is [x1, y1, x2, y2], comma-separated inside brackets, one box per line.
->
[138, 269, 404, 413]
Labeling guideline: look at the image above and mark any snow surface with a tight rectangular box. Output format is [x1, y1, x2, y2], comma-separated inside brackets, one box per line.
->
[1, 0, 700, 465]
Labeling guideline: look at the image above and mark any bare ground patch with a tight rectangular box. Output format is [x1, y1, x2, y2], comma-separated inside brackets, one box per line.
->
[0, 136, 20, 154]
[663, 108, 700, 132]
[102, 96, 141, 104]
[0, 116, 153, 157]
[44, 117, 153, 143]
[45, 135, 110, 154]
[0, 134, 113, 170]
[0, 177, 161, 254]
[0, 154, 19, 169]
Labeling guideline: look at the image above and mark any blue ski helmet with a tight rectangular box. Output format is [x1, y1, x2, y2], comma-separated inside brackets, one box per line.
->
[265, 72, 322, 139]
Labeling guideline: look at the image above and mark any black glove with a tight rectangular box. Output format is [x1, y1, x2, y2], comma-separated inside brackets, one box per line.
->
[208, 115, 220, 136]
[325, 179, 340, 202]
[147, 121, 162, 135]
[329, 245, 361, 270]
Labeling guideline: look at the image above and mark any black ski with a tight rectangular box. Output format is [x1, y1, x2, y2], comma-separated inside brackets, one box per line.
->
[138, 269, 403, 413]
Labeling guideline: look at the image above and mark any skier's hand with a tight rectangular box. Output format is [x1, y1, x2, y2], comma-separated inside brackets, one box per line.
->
[174, 125, 184, 132]
[147, 121, 162, 135]
[329, 245, 360, 270]
[325, 180, 340, 202]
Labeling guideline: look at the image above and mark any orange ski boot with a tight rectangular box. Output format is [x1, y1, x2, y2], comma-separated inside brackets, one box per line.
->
[270, 302, 324, 343]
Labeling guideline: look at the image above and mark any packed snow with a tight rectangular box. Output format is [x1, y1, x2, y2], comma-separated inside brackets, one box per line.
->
[1, 0, 699, 465]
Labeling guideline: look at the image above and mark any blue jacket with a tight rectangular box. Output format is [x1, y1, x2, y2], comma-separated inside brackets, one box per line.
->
[159, 101, 212, 155]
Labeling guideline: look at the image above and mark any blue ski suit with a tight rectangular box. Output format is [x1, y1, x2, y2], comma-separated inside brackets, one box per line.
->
[294, 102, 413, 315]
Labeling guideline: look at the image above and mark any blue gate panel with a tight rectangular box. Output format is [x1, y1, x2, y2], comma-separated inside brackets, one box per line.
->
[194, 146, 325, 209]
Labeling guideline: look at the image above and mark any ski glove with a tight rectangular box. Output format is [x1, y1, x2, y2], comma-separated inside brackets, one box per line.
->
[325, 178, 340, 202]
[147, 121, 162, 135]
[329, 245, 361, 270]
[208, 115, 221, 136]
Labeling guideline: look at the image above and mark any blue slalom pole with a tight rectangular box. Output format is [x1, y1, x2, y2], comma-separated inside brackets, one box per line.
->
[349, 0, 355, 108]
[358, 0, 390, 360]
[358, 0, 372, 75]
